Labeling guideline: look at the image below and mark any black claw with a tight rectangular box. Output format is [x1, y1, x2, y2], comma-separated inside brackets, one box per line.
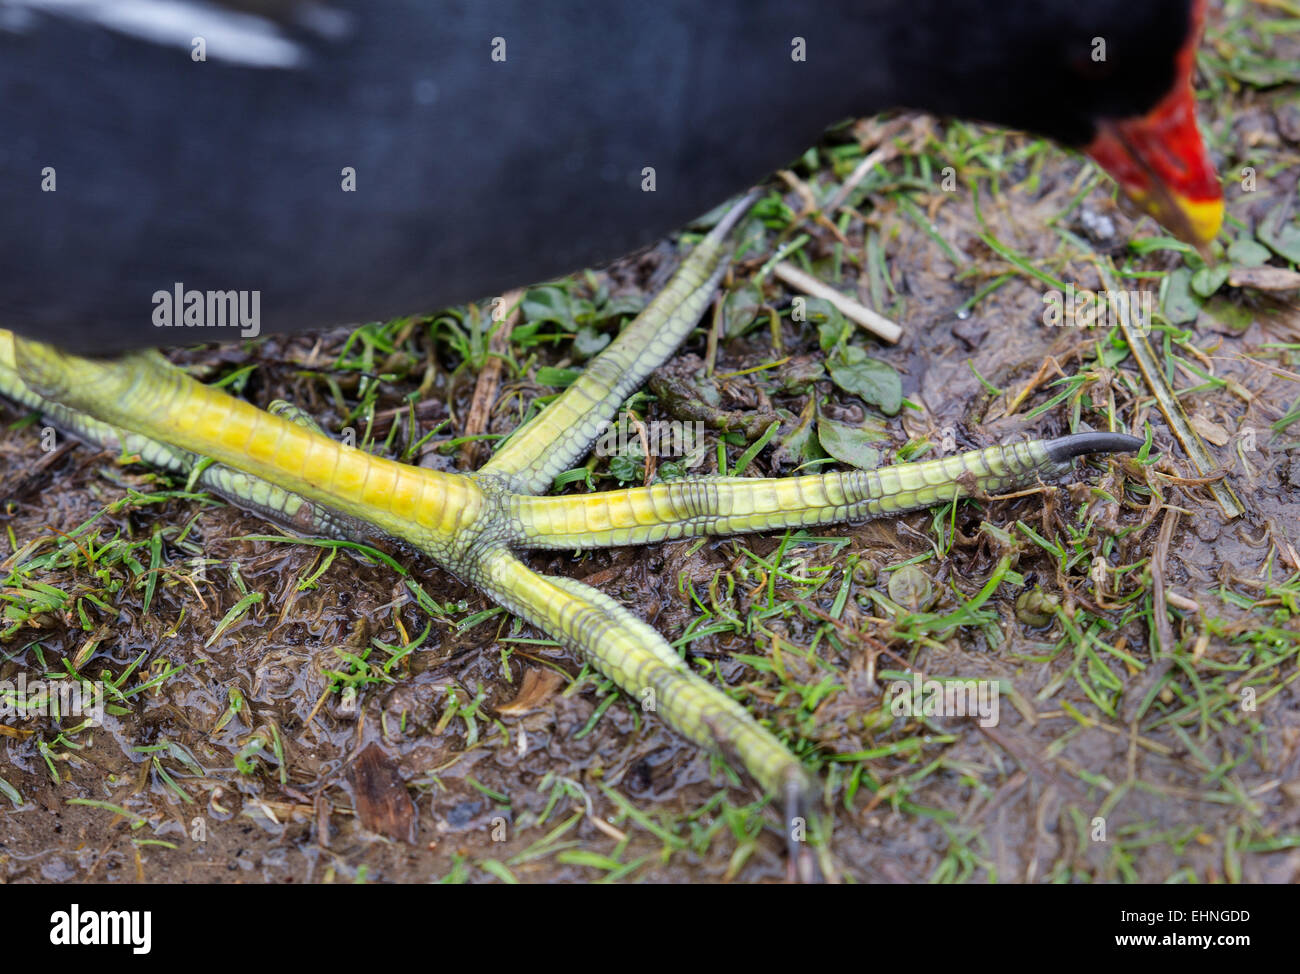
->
[1044, 432, 1145, 463]
[784, 775, 824, 885]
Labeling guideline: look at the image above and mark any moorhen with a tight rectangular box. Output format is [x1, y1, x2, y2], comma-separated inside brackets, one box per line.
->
[0, 0, 1223, 869]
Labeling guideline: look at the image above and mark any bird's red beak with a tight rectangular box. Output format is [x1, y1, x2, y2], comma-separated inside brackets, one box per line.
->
[1084, 0, 1223, 249]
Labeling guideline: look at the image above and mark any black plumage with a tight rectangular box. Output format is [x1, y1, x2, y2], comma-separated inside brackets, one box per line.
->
[0, 0, 1199, 353]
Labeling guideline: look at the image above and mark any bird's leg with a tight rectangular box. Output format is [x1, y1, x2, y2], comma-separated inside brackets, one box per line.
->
[470, 545, 817, 800]
[505, 433, 1143, 550]
[10, 336, 490, 568]
[2, 189, 1139, 877]
[6, 320, 826, 822]
[5, 336, 822, 792]
[479, 192, 758, 493]
[0, 333, 379, 542]
[3, 194, 825, 812]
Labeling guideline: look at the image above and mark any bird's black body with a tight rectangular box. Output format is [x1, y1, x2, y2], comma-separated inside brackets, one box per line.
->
[0, 0, 1195, 353]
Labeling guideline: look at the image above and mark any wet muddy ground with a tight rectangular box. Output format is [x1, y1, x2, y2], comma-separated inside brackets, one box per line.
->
[2, 1, 1299, 882]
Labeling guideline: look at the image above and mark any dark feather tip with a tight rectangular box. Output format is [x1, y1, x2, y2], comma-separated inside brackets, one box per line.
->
[1045, 432, 1145, 463]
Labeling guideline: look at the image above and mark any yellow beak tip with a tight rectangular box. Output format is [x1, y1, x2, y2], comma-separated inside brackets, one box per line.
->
[1182, 196, 1225, 248]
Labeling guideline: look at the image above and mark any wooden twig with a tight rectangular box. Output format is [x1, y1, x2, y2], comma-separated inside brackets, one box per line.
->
[773, 262, 902, 343]
[461, 288, 524, 468]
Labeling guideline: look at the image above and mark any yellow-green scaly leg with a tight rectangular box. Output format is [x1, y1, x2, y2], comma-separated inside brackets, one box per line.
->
[2, 192, 1141, 875]
[3, 198, 825, 817]
[475, 547, 812, 799]
[8, 328, 823, 818]
[505, 435, 1141, 549]
[479, 192, 757, 493]
[0, 332, 377, 541]
[11, 340, 488, 561]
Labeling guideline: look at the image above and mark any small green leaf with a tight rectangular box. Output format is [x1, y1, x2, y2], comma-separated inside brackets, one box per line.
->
[1190, 265, 1230, 298]
[775, 357, 825, 393]
[599, 294, 647, 319]
[814, 303, 851, 351]
[771, 403, 820, 470]
[723, 282, 763, 338]
[1258, 199, 1300, 263]
[816, 414, 884, 470]
[888, 565, 934, 612]
[568, 296, 599, 326]
[608, 453, 643, 484]
[572, 325, 610, 359]
[521, 286, 577, 330]
[827, 346, 902, 415]
[1162, 267, 1201, 325]
[535, 366, 582, 388]
[1227, 237, 1271, 267]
